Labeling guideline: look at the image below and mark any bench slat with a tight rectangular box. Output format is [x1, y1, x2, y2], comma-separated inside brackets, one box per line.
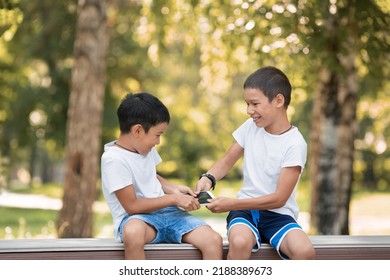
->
[0, 235, 389, 260]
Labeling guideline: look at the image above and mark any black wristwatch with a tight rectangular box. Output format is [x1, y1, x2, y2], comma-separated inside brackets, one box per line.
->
[199, 173, 216, 190]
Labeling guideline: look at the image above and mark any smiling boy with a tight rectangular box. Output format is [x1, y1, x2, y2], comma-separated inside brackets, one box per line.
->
[102, 92, 222, 260]
[196, 66, 315, 260]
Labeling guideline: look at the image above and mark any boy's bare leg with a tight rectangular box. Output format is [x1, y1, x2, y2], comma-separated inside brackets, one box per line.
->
[182, 225, 223, 260]
[279, 229, 316, 260]
[122, 219, 157, 260]
[227, 225, 257, 260]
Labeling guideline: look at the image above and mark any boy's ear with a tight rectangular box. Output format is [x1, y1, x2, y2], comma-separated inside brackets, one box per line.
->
[131, 124, 143, 135]
[275, 93, 285, 108]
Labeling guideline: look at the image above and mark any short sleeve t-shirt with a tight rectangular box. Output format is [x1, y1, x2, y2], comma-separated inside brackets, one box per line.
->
[233, 118, 307, 219]
[101, 141, 165, 240]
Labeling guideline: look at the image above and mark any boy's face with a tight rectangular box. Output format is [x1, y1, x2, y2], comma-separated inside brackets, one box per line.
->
[244, 88, 278, 128]
[136, 122, 168, 155]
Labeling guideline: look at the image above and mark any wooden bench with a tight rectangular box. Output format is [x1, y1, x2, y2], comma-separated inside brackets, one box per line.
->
[0, 235, 389, 260]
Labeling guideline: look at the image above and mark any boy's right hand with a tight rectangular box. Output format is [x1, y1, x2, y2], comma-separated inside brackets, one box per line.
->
[173, 193, 200, 211]
[195, 176, 212, 195]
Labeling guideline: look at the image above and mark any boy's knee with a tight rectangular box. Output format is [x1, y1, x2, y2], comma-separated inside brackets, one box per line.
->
[300, 244, 316, 260]
[289, 243, 316, 260]
[122, 221, 147, 246]
[199, 229, 223, 248]
[229, 233, 253, 251]
[227, 233, 254, 260]
[209, 231, 223, 247]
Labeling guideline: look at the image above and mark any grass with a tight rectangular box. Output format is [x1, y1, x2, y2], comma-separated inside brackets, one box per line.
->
[0, 207, 114, 239]
[0, 207, 57, 239]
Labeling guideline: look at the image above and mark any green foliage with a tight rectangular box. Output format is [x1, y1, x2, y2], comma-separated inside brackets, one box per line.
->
[0, 0, 389, 191]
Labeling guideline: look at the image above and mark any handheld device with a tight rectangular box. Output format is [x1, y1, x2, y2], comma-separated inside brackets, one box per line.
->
[197, 191, 215, 205]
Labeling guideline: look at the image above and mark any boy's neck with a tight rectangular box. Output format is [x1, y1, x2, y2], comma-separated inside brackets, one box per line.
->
[265, 121, 292, 135]
[115, 136, 139, 153]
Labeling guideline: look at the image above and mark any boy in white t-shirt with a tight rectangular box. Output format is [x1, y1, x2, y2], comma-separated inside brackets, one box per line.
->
[101, 92, 222, 260]
[196, 66, 315, 260]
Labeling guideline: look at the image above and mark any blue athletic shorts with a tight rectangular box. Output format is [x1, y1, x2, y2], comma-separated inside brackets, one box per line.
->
[118, 206, 208, 244]
[226, 209, 303, 259]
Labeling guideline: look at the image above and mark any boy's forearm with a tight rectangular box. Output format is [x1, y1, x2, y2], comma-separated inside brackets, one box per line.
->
[207, 159, 232, 181]
[124, 195, 176, 215]
[208, 142, 243, 180]
[209, 194, 287, 213]
[157, 174, 175, 193]
[236, 194, 286, 211]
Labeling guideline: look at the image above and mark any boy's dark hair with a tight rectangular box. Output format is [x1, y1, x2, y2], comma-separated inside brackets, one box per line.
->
[117, 92, 170, 134]
[243, 66, 292, 108]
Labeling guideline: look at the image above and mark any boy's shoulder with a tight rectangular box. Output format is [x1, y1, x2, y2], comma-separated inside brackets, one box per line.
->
[236, 118, 257, 131]
[101, 141, 118, 158]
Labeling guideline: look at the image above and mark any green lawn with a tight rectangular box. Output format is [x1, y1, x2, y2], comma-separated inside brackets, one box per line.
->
[0, 207, 113, 239]
[0, 207, 57, 239]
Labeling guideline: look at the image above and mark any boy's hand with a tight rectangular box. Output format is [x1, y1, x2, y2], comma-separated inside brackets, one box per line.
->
[195, 177, 212, 195]
[175, 185, 197, 197]
[206, 197, 234, 213]
[173, 193, 200, 211]
[165, 183, 197, 197]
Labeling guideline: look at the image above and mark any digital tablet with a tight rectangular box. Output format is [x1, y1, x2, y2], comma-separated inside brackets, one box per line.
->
[197, 191, 215, 205]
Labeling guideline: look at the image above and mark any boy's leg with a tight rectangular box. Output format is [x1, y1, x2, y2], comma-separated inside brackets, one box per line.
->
[227, 225, 257, 260]
[226, 210, 259, 260]
[279, 229, 316, 260]
[122, 218, 157, 260]
[259, 210, 316, 260]
[182, 225, 223, 260]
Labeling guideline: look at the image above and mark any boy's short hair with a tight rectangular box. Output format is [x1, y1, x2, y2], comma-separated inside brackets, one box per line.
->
[243, 66, 292, 108]
[117, 92, 170, 134]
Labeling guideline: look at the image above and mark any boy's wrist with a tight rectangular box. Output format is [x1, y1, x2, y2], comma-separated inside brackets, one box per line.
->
[199, 173, 216, 190]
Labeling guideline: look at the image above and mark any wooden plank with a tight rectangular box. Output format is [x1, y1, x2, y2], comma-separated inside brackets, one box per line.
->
[0, 235, 389, 260]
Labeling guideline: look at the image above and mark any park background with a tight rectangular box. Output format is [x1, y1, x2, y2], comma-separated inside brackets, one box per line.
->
[0, 0, 389, 239]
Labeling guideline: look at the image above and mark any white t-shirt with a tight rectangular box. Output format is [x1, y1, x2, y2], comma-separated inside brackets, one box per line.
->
[233, 118, 307, 219]
[101, 141, 164, 240]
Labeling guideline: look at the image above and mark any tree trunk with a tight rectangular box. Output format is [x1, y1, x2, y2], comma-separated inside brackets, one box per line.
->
[310, 3, 357, 235]
[57, 0, 110, 238]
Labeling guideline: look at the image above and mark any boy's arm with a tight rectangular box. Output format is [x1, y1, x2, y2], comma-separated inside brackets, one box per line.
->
[195, 142, 244, 193]
[115, 184, 200, 214]
[207, 165, 302, 213]
[157, 174, 196, 196]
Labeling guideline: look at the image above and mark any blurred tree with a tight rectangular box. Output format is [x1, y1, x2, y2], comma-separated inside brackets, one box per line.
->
[56, 0, 110, 238]
[1, 0, 76, 187]
[301, 0, 390, 234]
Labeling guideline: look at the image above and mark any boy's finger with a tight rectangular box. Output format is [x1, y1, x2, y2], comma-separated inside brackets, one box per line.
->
[186, 188, 197, 197]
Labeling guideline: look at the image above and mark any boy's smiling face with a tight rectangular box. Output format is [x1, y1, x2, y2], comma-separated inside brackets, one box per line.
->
[134, 122, 168, 155]
[244, 88, 278, 128]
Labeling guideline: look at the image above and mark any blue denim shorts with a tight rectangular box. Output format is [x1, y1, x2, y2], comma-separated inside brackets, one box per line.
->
[227, 210, 303, 259]
[118, 206, 207, 244]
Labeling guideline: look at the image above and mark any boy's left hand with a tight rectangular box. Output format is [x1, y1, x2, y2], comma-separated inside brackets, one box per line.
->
[174, 185, 197, 197]
[206, 197, 234, 213]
